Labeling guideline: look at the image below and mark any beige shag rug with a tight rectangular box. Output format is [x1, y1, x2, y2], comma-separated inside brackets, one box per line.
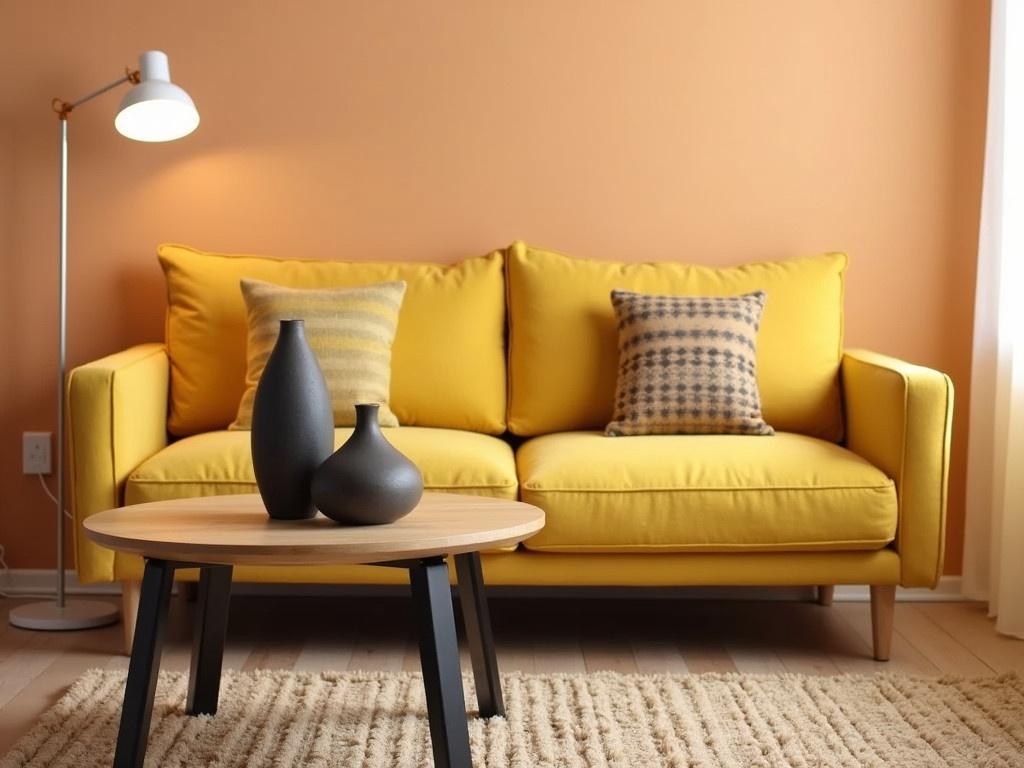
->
[2, 669, 1023, 767]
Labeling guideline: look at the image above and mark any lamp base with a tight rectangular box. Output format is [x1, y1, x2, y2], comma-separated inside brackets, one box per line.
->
[8, 599, 120, 631]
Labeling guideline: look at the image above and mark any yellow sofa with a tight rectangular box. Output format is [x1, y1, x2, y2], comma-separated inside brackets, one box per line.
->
[68, 242, 953, 661]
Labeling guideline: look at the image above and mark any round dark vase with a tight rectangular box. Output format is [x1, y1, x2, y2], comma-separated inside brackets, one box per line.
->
[251, 319, 334, 520]
[312, 403, 424, 525]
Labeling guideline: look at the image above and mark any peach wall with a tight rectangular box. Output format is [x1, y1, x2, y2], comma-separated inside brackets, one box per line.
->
[0, 1, 989, 574]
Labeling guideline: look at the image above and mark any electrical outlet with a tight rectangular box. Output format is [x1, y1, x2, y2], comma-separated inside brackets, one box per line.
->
[23, 431, 52, 474]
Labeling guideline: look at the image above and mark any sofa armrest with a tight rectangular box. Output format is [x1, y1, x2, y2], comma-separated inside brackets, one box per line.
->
[841, 349, 953, 587]
[68, 343, 169, 583]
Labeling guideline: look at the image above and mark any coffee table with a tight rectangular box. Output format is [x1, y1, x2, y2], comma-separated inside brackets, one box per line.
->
[84, 492, 545, 768]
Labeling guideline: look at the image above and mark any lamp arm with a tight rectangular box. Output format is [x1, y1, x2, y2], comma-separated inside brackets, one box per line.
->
[52, 67, 140, 119]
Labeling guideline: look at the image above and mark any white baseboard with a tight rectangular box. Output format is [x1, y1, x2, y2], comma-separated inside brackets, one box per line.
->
[0, 569, 968, 602]
[834, 577, 965, 602]
[0, 569, 123, 597]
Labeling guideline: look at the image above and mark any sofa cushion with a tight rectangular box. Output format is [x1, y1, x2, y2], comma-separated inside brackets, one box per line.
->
[516, 431, 896, 553]
[158, 244, 507, 436]
[506, 242, 847, 441]
[126, 427, 518, 505]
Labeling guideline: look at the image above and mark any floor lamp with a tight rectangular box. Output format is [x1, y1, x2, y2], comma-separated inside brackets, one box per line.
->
[9, 51, 200, 631]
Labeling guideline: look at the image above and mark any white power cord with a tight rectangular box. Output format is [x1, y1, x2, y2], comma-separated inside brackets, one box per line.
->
[0, 474, 76, 600]
[37, 474, 74, 520]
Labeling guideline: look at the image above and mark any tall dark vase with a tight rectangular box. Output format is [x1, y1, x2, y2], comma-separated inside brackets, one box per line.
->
[312, 403, 424, 525]
[251, 319, 334, 520]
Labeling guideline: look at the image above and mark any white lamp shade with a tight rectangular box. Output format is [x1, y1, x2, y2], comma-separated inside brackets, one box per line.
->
[115, 51, 199, 142]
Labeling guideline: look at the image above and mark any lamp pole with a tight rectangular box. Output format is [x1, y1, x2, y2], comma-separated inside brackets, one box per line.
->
[53, 70, 137, 615]
[56, 112, 68, 613]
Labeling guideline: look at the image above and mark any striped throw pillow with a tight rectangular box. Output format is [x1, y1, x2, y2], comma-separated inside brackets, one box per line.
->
[605, 289, 774, 436]
[230, 279, 406, 429]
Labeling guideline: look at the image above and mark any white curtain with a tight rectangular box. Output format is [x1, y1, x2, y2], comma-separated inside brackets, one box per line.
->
[962, 0, 1024, 639]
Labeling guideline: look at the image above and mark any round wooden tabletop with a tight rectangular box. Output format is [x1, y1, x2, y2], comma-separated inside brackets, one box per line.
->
[84, 493, 545, 566]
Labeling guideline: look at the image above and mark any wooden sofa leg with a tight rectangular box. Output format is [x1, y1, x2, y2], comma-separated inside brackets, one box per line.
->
[870, 585, 896, 661]
[817, 585, 834, 606]
[122, 579, 141, 655]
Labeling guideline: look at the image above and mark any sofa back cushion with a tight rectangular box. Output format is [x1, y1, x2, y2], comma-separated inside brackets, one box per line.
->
[159, 244, 507, 437]
[506, 242, 846, 441]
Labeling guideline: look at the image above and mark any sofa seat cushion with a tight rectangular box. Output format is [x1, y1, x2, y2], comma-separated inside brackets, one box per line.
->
[126, 427, 518, 506]
[516, 431, 896, 553]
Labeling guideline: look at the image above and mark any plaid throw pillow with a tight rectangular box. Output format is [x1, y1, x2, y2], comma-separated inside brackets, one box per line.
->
[606, 290, 774, 436]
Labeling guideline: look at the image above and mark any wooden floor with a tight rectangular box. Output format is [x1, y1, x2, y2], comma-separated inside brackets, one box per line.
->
[1, 594, 1022, 755]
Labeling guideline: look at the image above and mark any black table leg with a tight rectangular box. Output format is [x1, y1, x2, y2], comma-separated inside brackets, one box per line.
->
[409, 558, 473, 768]
[186, 565, 233, 715]
[113, 558, 175, 768]
[454, 552, 504, 717]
